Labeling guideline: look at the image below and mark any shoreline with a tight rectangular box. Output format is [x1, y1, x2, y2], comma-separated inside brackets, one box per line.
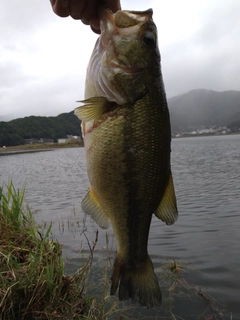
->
[0, 143, 84, 156]
[0, 148, 54, 156]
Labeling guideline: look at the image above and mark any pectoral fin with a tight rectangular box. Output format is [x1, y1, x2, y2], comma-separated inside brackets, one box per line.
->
[74, 97, 111, 122]
[82, 187, 110, 229]
[154, 171, 178, 225]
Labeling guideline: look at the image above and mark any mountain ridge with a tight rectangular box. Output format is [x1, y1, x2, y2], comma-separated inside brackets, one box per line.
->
[1, 89, 240, 146]
[168, 89, 240, 132]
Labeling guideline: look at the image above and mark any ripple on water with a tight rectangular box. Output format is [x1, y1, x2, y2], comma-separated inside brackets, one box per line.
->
[1, 137, 240, 317]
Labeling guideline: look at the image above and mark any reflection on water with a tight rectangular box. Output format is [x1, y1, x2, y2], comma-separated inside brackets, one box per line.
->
[1, 135, 240, 318]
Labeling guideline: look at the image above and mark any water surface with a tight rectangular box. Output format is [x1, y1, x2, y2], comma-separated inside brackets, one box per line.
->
[1, 135, 239, 319]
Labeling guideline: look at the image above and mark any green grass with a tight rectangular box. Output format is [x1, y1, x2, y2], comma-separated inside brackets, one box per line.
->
[0, 182, 89, 319]
[0, 182, 131, 319]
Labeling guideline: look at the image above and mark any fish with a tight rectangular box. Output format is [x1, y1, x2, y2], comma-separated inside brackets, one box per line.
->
[74, 8, 178, 307]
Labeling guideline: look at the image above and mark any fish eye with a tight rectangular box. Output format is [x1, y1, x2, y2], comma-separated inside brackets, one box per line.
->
[143, 32, 155, 47]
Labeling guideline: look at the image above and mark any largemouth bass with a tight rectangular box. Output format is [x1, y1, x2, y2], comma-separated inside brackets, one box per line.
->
[75, 8, 178, 307]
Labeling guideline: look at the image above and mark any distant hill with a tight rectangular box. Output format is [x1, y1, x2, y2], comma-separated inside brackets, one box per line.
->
[168, 89, 240, 133]
[0, 111, 81, 147]
[1, 89, 240, 146]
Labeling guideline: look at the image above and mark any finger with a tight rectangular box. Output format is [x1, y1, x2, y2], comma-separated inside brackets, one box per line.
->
[69, 0, 86, 19]
[90, 16, 101, 34]
[103, 0, 121, 12]
[81, 0, 121, 26]
[49, 0, 56, 6]
[90, 23, 101, 34]
[81, 0, 98, 25]
[50, 0, 70, 17]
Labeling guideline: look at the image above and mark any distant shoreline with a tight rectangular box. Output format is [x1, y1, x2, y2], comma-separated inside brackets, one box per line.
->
[173, 132, 240, 139]
[1, 133, 239, 155]
[0, 143, 83, 156]
[0, 149, 54, 156]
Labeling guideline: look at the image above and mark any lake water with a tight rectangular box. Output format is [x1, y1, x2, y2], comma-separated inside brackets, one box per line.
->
[0, 135, 239, 319]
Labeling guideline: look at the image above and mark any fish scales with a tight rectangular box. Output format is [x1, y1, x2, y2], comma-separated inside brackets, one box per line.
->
[75, 8, 178, 307]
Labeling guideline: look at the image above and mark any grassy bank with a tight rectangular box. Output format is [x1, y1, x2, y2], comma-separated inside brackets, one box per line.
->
[0, 182, 133, 320]
[0, 182, 92, 319]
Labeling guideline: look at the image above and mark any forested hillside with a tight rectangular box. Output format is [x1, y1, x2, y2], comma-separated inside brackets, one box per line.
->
[0, 111, 81, 147]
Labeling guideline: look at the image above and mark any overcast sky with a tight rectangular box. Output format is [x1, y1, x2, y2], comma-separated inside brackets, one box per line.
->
[1, 0, 240, 121]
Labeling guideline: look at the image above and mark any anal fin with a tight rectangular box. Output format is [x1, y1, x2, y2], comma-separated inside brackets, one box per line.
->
[82, 187, 110, 229]
[154, 171, 178, 225]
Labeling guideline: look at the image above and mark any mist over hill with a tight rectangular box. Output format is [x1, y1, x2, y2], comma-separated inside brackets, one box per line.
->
[168, 89, 240, 133]
[1, 89, 240, 147]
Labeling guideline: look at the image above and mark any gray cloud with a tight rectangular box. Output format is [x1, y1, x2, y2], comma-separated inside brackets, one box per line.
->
[0, 0, 239, 120]
[158, 0, 240, 97]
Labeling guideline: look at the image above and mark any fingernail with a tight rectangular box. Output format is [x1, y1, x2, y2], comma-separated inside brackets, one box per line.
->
[91, 24, 101, 34]
[61, 1, 69, 8]
[90, 18, 100, 33]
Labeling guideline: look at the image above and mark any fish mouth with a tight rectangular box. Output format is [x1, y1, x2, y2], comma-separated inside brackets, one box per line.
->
[100, 8, 153, 48]
[100, 8, 153, 28]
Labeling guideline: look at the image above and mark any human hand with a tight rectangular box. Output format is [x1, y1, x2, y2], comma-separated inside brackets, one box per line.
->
[49, 0, 121, 33]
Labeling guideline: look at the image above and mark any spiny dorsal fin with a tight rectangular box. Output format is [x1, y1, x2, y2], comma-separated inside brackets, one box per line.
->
[154, 171, 178, 225]
[74, 97, 111, 122]
[82, 187, 110, 229]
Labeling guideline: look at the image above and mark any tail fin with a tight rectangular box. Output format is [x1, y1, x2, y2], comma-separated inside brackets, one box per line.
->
[110, 255, 161, 307]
